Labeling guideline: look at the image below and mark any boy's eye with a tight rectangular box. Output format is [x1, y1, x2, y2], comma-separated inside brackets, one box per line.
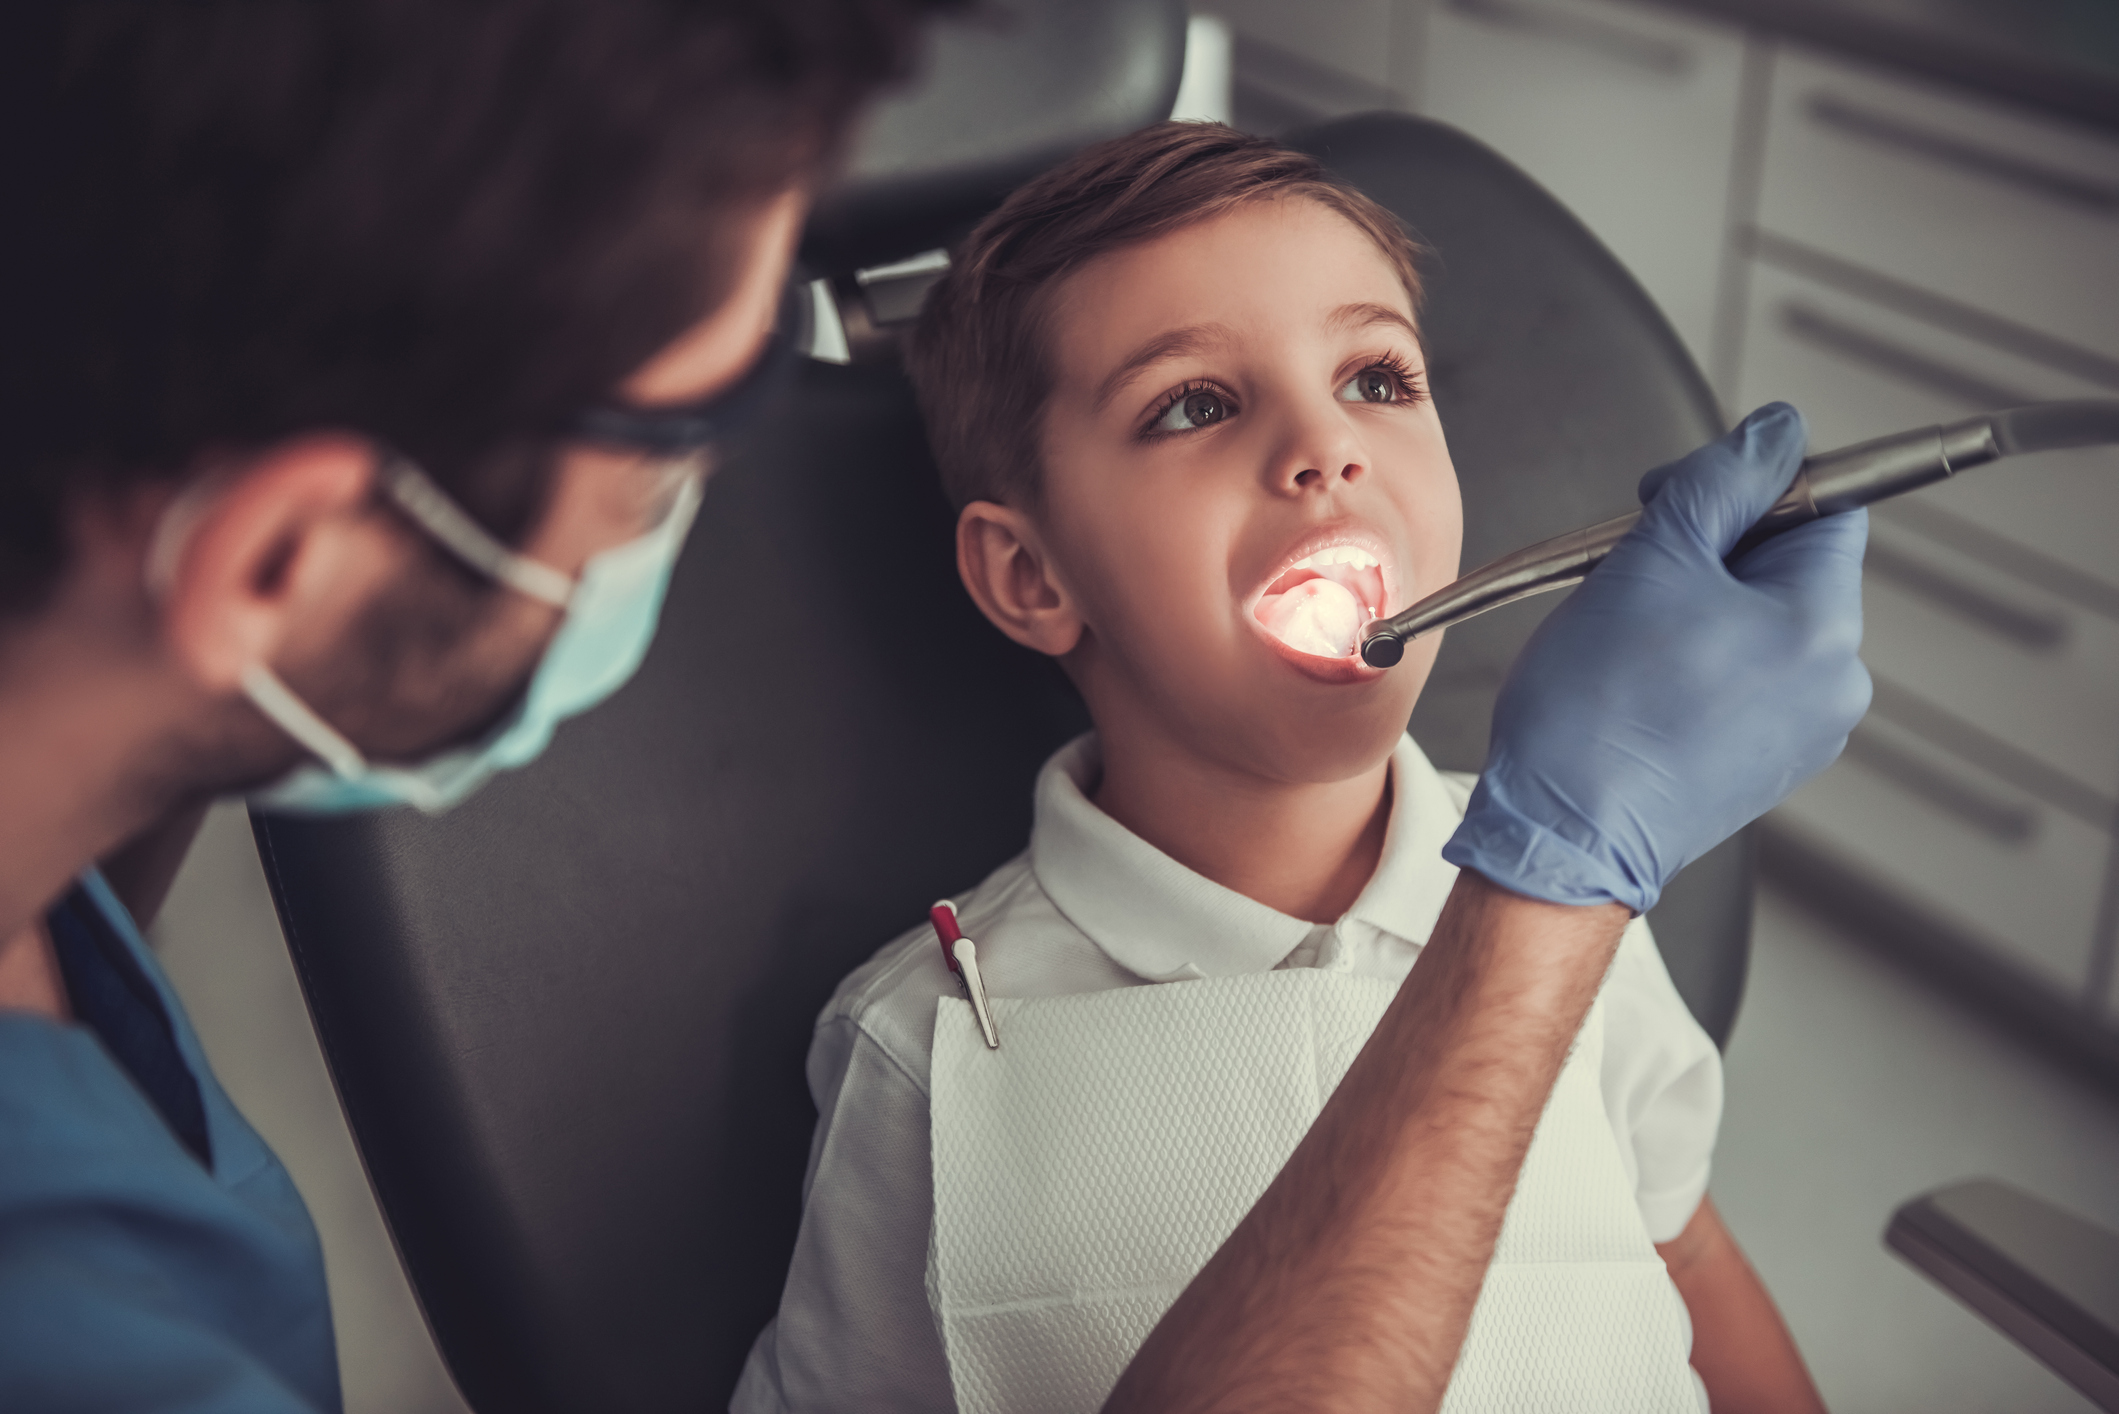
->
[1337, 367, 1399, 404]
[1153, 388, 1233, 433]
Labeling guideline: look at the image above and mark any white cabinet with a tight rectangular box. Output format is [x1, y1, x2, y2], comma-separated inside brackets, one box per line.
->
[1416, 0, 1747, 378]
[1734, 263, 2119, 802]
[1755, 47, 2119, 367]
[1773, 711, 2111, 995]
[1730, 56, 2119, 1017]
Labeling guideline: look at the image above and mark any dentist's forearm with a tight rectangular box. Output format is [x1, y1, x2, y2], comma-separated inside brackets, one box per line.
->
[1103, 871, 1627, 1413]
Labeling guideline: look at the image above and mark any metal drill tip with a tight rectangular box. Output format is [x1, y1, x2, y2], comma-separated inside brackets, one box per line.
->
[1361, 631, 1404, 668]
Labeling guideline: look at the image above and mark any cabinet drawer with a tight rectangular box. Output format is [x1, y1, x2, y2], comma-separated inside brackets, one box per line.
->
[1772, 715, 2107, 996]
[1755, 46, 2119, 366]
[1861, 520, 2119, 804]
[1734, 260, 2119, 599]
[1419, 0, 1744, 374]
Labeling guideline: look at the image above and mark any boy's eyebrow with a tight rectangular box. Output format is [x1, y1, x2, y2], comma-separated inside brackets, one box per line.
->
[1328, 301, 1420, 342]
[1091, 322, 1235, 413]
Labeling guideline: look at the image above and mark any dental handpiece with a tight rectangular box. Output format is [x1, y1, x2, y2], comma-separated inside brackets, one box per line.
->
[1359, 400, 2119, 669]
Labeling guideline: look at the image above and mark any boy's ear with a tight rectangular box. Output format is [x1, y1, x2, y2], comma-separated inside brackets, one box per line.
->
[956, 500, 1085, 657]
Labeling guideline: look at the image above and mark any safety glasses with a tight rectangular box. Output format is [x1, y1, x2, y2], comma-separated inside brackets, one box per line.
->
[568, 282, 804, 457]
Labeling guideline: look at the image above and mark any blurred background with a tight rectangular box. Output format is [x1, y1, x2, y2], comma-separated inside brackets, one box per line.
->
[152, 2, 2119, 1410]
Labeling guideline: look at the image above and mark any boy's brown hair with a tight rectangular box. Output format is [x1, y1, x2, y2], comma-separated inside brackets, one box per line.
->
[905, 121, 1425, 512]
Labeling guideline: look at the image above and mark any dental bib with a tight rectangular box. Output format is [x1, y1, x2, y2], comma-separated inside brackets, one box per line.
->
[927, 968, 1701, 1413]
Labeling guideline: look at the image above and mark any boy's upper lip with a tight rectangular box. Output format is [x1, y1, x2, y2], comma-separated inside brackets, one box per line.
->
[1242, 521, 1402, 618]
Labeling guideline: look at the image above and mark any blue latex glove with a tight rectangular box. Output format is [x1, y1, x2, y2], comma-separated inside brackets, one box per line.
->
[1443, 403, 1871, 913]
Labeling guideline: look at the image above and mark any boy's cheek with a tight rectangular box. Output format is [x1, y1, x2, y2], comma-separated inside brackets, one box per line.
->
[1094, 559, 1228, 659]
[1396, 469, 1465, 599]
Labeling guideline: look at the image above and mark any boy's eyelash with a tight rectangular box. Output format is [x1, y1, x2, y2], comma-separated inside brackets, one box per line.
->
[1356, 349, 1430, 402]
[1139, 379, 1236, 438]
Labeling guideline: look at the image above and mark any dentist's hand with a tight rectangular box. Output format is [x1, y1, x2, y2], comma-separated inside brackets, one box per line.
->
[1443, 403, 1870, 913]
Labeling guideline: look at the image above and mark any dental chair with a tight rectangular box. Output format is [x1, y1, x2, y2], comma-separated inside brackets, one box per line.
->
[247, 3, 1751, 1408]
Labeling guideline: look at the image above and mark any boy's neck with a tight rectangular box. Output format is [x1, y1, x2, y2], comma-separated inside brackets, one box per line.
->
[1091, 729, 1393, 927]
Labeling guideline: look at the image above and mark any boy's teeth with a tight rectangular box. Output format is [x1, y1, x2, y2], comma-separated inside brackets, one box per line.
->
[1290, 546, 1379, 571]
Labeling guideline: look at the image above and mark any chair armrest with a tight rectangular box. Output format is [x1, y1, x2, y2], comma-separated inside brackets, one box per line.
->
[1886, 1179, 2119, 1410]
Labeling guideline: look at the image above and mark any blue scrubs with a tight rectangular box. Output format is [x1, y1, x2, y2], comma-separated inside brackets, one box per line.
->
[0, 871, 340, 1411]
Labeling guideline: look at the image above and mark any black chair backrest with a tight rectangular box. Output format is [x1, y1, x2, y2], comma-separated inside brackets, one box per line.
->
[251, 108, 1745, 1413]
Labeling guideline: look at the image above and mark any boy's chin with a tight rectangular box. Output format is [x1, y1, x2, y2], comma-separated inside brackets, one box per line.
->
[1230, 694, 1419, 787]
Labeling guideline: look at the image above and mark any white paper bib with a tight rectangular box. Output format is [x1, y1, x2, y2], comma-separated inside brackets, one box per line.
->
[928, 968, 1700, 1413]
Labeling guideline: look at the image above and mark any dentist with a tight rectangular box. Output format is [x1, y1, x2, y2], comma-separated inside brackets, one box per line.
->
[0, 3, 1864, 1411]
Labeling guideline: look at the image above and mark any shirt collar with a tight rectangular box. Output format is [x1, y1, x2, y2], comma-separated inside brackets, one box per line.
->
[1343, 733, 1465, 946]
[1029, 733, 1464, 983]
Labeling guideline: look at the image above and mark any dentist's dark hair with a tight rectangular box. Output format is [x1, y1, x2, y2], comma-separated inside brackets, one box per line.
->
[0, 0, 951, 615]
[906, 121, 1427, 512]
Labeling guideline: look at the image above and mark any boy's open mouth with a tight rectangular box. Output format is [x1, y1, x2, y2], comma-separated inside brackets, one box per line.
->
[1253, 546, 1387, 659]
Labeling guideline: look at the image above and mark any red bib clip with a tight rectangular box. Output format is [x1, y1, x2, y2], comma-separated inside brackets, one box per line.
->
[930, 899, 999, 1050]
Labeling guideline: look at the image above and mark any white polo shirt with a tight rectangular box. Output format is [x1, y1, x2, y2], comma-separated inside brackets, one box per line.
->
[731, 732, 1722, 1414]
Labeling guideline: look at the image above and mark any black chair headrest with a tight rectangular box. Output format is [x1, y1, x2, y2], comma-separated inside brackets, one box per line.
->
[800, 0, 1187, 276]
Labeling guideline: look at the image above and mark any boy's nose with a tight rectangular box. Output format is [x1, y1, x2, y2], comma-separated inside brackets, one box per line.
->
[1273, 410, 1368, 494]
[1291, 462, 1362, 489]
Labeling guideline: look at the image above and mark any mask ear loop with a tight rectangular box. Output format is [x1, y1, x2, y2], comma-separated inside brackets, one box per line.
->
[376, 455, 576, 608]
[147, 454, 539, 808]
[236, 662, 368, 779]
[241, 455, 570, 802]
[139, 466, 388, 787]
[236, 659, 446, 812]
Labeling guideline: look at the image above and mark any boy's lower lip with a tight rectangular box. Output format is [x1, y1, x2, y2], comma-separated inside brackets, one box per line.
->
[1250, 616, 1389, 685]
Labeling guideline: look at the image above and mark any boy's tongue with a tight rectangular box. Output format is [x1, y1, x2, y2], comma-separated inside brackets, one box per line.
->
[1256, 577, 1364, 659]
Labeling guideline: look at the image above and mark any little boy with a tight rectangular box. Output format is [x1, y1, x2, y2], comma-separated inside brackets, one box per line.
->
[734, 123, 1823, 1414]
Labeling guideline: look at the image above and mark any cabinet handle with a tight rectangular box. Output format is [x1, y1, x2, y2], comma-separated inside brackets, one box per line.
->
[1779, 302, 2032, 411]
[1864, 540, 2069, 650]
[1886, 498, 2119, 627]
[1807, 93, 2119, 215]
[1748, 230, 2119, 395]
[1843, 724, 2039, 845]
[1869, 677, 2116, 834]
[1445, 0, 1692, 77]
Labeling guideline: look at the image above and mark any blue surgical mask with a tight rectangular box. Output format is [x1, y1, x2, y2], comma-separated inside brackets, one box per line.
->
[240, 455, 703, 815]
